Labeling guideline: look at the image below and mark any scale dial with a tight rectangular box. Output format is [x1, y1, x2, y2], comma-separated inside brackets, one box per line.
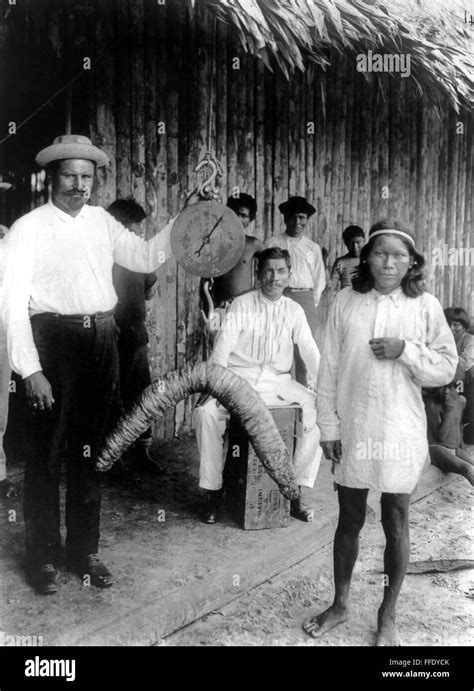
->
[171, 200, 245, 277]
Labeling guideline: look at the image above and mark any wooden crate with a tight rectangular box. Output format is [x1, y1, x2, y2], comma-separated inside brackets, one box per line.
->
[224, 405, 301, 530]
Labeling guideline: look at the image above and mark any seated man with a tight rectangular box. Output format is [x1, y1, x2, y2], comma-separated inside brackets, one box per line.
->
[424, 384, 474, 485]
[444, 307, 474, 443]
[194, 247, 323, 524]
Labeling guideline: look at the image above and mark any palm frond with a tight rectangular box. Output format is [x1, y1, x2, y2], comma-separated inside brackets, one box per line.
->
[192, 0, 473, 110]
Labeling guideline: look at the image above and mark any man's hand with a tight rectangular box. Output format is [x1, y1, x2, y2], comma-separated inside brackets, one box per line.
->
[24, 372, 54, 412]
[184, 187, 202, 208]
[321, 440, 342, 462]
[369, 337, 405, 360]
[184, 186, 221, 208]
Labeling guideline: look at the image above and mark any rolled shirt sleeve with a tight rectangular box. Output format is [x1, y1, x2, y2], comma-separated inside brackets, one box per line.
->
[397, 299, 458, 387]
[110, 214, 175, 272]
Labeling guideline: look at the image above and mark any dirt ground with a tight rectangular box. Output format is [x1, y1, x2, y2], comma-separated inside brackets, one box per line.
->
[1, 416, 473, 647]
[166, 474, 474, 647]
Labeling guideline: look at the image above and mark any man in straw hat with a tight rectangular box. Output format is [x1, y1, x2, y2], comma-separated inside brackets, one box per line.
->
[0, 134, 181, 594]
[265, 196, 326, 383]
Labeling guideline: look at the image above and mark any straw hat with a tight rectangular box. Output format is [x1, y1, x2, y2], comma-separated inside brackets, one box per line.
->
[35, 134, 109, 168]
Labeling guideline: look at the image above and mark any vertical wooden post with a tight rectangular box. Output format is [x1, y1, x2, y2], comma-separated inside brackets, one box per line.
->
[130, 0, 146, 207]
[114, 0, 132, 198]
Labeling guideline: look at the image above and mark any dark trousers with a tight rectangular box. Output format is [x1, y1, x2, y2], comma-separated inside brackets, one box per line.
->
[283, 289, 318, 386]
[23, 315, 119, 566]
[117, 335, 152, 443]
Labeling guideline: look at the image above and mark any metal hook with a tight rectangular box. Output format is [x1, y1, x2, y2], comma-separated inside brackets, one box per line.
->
[194, 152, 223, 199]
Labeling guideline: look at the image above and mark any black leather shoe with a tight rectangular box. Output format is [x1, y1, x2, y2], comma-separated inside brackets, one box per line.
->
[30, 563, 60, 595]
[199, 490, 222, 524]
[76, 554, 114, 588]
[290, 497, 314, 522]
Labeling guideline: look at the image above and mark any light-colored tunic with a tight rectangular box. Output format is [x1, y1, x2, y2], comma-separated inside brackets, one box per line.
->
[317, 287, 458, 493]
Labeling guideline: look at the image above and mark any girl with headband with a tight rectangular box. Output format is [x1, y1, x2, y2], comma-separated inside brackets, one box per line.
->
[304, 218, 458, 646]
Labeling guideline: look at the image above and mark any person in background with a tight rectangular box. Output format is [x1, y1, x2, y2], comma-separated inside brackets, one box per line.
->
[201, 194, 263, 349]
[107, 199, 165, 477]
[423, 384, 474, 485]
[307, 219, 457, 646]
[210, 193, 264, 307]
[330, 225, 365, 291]
[265, 196, 326, 382]
[444, 307, 474, 444]
[194, 247, 322, 525]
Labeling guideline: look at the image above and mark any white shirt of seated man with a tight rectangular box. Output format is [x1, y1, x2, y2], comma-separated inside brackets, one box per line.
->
[210, 253, 320, 403]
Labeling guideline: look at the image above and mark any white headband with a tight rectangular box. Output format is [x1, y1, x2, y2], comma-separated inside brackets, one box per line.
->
[369, 229, 415, 247]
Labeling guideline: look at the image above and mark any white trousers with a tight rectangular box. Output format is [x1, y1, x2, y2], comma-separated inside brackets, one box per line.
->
[194, 371, 322, 491]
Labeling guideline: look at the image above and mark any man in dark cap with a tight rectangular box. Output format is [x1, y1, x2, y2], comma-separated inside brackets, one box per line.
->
[1, 135, 182, 594]
[265, 196, 326, 384]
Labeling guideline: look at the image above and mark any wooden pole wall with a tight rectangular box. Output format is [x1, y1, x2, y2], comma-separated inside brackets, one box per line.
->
[59, 2, 473, 436]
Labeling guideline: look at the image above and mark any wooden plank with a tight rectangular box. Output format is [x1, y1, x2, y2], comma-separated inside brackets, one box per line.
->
[348, 67, 360, 226]
[130, 0, 146, 207]
[272, 69, 289, 232]
[215, 18, 228, 203]
[461, 116, 473, 314]
[88, 0, 116, 209]
[312, 69, 326, 236]
[304, 67, 315, 226]
[330, 54, 346, 259]
[254, 58, 265, 240]
[243, 54, 255, 201]
[454, 113, 467, 307]
[298, 70, 306, 199]
[288, 73, 298, 196]
[437, 107, 449, 308]
[114, 0, 132, 198]
[263, 67, 275, 239]
[445, 108, 459, 307]
[377, 74, 390, 221]
[357, 65, 372, 232]
[147, 0, 169, 440]
[344, 56, 355, 235]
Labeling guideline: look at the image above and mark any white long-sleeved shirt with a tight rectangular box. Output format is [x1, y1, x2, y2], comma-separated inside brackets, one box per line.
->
[317, 286, 458, 493]
[1, 200, 174, 378]
[210, 289, 320, 386]
[265, 233, 326, 307]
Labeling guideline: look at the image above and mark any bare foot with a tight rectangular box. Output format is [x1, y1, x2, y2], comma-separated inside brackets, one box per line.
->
[376, 610, 402, 646]
[303, 604, 348, 638]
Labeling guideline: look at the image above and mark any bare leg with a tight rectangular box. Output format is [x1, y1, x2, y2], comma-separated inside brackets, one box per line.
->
[430, 446, 474, 486]
[303, 485, 368, 638]
[376, 493, 410, 646]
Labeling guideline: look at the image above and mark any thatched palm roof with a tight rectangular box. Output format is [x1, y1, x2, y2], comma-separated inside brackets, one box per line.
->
[190, 0, 473, 111]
